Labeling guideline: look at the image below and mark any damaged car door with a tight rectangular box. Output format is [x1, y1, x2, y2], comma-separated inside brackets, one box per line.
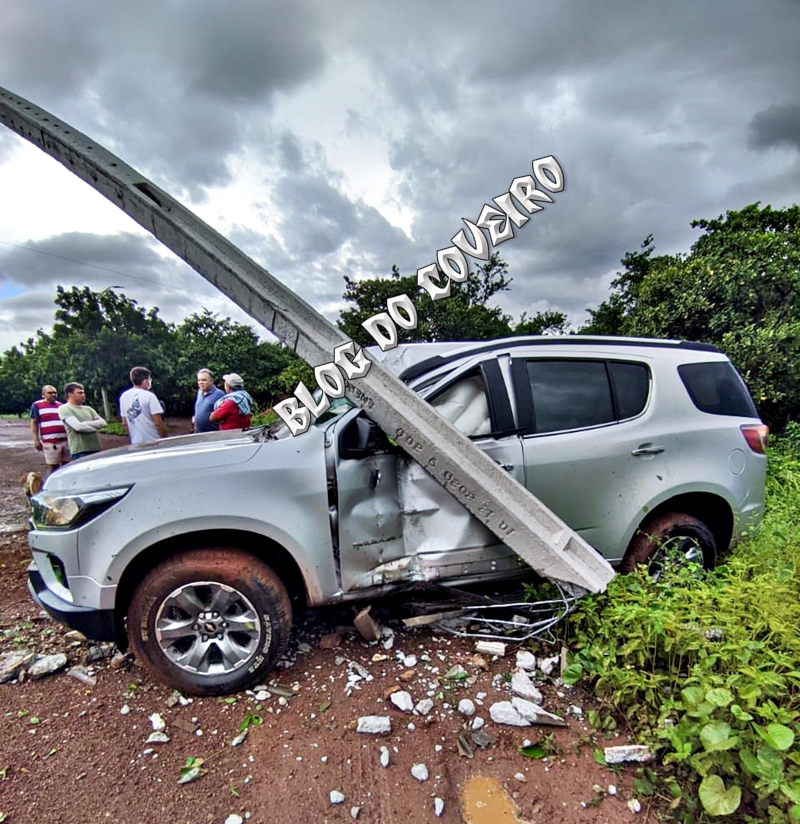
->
[332, 357, 527, 593]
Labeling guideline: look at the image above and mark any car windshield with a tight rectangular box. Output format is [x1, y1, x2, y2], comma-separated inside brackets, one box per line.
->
[265, 391, 356, 439]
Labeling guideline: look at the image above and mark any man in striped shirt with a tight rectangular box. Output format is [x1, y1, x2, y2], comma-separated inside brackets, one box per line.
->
[30, 385, 71, 475]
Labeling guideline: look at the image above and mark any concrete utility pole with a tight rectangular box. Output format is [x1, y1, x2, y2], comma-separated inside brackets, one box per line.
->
[0, 86, 614, 593]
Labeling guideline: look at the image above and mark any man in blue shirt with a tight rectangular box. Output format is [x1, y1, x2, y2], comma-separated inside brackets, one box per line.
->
[192, 369, 225, 432]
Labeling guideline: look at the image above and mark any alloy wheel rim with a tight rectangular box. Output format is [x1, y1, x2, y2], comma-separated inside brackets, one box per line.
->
[648, 535, 704, 580]
[154, 581, 263, 675]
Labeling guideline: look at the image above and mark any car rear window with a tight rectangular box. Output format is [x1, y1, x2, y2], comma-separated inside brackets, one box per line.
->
[678, 361, 759, 418]
[608, 361, 650, 419]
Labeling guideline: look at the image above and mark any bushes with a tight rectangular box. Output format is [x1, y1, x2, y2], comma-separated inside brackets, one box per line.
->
[565, 435, 800, 820]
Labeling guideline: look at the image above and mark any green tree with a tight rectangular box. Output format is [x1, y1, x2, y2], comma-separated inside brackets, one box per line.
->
[338, 254, 514, 347]
[582, 204, 800, 428]
[514, 310, 569, 336]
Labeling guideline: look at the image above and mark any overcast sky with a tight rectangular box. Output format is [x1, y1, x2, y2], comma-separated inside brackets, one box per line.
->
[1, 0, 798, 358]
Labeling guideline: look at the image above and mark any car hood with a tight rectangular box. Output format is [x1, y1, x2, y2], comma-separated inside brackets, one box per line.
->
[42, 428, 276, 492]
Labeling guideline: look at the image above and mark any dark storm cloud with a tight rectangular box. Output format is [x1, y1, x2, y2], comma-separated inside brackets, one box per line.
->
[0, 0, 327, 195]
[749, 105, 800, 153]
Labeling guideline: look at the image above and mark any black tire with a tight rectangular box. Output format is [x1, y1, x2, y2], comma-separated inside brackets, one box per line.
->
[620, 512, 717, 578]
[127, 547, 292, 696]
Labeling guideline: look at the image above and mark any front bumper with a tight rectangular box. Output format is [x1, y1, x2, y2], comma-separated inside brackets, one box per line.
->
[28, 561, 116, 642]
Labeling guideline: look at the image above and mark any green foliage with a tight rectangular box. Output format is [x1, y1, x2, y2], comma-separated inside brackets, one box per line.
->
[565, 434, 800, 819]
[338, 255, 515, 346]
[582, 205, 800, 429]
[0, 287, 309, 415]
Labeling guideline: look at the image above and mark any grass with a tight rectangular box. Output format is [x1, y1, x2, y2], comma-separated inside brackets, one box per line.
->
[562, 430, 800, 821]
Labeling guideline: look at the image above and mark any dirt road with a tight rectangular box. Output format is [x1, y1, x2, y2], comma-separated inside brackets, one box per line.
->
[0, 418, 648, 824]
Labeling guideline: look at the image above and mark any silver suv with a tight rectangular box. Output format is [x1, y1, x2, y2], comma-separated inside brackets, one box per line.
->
[27, 336, 768, 694]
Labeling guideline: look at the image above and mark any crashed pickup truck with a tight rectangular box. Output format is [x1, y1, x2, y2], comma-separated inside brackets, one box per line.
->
[27, 335, 767, 695]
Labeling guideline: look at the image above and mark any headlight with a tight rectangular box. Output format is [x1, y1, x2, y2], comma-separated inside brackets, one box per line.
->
[31, 487, 131, 529]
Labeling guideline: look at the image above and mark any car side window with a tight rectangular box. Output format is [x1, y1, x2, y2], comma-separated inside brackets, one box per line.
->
[429, 374, 492, 437]
[608, 361, 650, 419]
[526, 360, 614, 433]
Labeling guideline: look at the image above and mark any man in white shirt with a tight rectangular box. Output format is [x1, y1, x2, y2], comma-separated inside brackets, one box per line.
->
[119, 366, 168, 445]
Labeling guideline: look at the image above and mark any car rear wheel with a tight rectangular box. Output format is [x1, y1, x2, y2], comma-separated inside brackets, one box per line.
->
[127, 547, 292, 696]
[620, 513, 717, 579]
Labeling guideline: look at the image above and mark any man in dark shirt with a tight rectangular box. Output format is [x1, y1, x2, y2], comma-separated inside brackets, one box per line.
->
[192, 369, 225, 432]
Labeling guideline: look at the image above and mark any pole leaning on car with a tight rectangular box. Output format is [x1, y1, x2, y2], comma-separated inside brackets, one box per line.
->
[0, 86, 614, 594]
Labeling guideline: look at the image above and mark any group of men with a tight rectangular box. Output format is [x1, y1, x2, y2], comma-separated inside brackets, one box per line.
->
[30, 368, 253, 475]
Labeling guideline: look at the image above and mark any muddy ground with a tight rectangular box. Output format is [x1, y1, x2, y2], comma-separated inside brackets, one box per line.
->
[0, 417, 657, 824]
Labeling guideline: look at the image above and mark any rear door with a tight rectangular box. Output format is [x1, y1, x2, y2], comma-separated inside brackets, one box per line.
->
[513, 354, 668, 562]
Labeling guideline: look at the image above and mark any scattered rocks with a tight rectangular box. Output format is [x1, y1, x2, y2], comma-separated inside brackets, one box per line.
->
[414, 698, 434, 716]
[230, 729, 249, 747]
[148, 713, 166, 732]
[434, 797, 445, 817]
[0, 650, 35, 683]
[628, 798, 642, 814]
[489, 698, 566, 727]
[68, 665, 96, 687]
[27, 653, 67, 680]
[146, 731, 170, 744]
[410, 763, 429, 782]
[224, 815, 244, 824]
[330, 790, 345, 805]
[604, 745, 653, 764]
[475, 640, 506, 657]
[457, 698, 476, 717]
[538, 655, 560, 676]
[379, 746, 390, 767]
[120, 704, 131, 715]
[356, 716, 391, 734]
[470, 717, 485, 731]
[510, 670, 543, 704]
[489, 701, 529, 727]
[515, 650, 536, 671]
[350, 806, 361, 819]
[389, 690, 414, 713]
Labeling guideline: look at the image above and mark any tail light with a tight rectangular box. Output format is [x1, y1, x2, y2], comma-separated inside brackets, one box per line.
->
[740, 423, 769, 454]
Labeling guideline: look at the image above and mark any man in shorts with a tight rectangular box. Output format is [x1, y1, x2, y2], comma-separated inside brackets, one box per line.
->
[30, 385, 70, 475]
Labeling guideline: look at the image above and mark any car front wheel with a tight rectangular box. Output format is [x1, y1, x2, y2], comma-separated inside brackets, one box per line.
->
[127, 547, 292, 696]
[620, 512, 717, 579]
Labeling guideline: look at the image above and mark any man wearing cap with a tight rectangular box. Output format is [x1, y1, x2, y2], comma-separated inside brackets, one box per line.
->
[30, 385, 70, 475]
[209, 373, 253, 430]
[192, 368, 225, 433]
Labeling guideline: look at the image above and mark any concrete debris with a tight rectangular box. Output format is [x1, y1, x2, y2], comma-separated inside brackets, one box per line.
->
[627, 799, 642, 814]
[224, 816, 244, 824]
[471, 717, 485, 731]
[149, 713, 166, 732]
[350, 806, 361, 819]
[414, 698, 434, 717]
[330, 791, 345, 805]
[515, 650, 536, 671]
[489, 701, 529, 727]
[510, 670, 543, 704]
[400, 653, 417, 668]
[381, 627, 395, 650]
[379, 746, 390, 767]
[354, 606, 381, 642]
[434, 798, 445, 817]
[356, 716, 391, 734]
[230, 729, 249, 747]
[539, 655, 560, 676]
[120, 704, 131, 715]
[604, 745, 653, 764]
[68, 666, 97, 687]
[514, 772, 527, 782]
[608, 785, 618, 796]
[567, 705, 583, 717]
[444, 664, 468, 680]
[178, 766, 205, 785]
[27, 653, 67, 680]
[475, 640, 506, 657]
[146, 731, 170, 744]
[254, 690, 270, 701]
[457, 698, 476, 717]
[511, 697, 567, 727]
[0, 651, 35, 684]
[410, 763, 429, 782]
[390, 691, 414, 713]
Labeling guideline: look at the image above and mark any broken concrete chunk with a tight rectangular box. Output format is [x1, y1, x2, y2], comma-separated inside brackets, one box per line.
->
[511, 671, 543, 704]
[515, 650, 536, 671]
[27, 653, 67, 680]
[390, 691, 414, 713]
[628, 799, 642, 814]
[411, 763, 429, 782]
[68, 666, 97, 687]
[330, 790, 345, 805]
[379, 746, 390, 768]
[149, 713, 166, 732]
[457, 698, 476, 717]
[147, 731, 170, 744]
[230, 729, 249, 747]
[489, 701, 530, 727]
[511, 697, 567, 727]
[539, 655, 560, 676]
[414, 698, 434, 717]
[356, 716, 391, 734]
[354, 606, 381, 642]
[350, 806, 361, 820]
[0, 651, 35, 684]
[475, 641, 506, 657]
[444, 664, 468, 680]
[434, 798, 445, 817]
[224, 815, 243, 824]
[604, 745, 653, 764]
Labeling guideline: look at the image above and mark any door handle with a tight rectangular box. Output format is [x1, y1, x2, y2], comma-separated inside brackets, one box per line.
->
[631, 444, 665, 456]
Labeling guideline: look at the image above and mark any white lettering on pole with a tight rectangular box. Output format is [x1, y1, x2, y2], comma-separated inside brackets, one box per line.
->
[273, 156, 565, 435]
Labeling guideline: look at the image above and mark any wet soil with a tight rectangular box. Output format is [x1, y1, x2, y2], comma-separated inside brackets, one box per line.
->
[0, 418, 656, 824]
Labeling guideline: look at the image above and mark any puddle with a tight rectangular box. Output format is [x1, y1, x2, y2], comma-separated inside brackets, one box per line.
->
[461, 775, 530, 824]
